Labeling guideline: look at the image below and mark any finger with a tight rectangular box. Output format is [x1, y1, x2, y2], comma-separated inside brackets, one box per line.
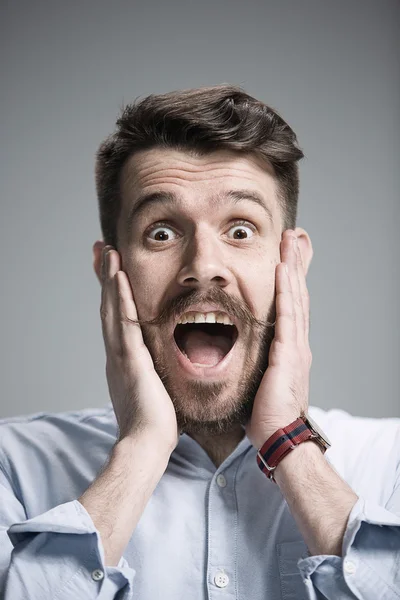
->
[280, 231, 304, 344]
[295, 240, 310, 341]
[274, 261, 295, 345]
[292, 236, 307, 345]
[115, 269, 148, 360]
[101, 245, 114, 284]
[100, 247, 121, 354]
[101, 248, 148, 363]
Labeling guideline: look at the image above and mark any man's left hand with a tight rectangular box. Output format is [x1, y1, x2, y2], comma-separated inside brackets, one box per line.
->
[245, 229, 312, 450]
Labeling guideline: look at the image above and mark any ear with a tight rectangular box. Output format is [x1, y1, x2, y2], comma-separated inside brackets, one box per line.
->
[93, 240, 107, 285]
[293, 228, 313, 275]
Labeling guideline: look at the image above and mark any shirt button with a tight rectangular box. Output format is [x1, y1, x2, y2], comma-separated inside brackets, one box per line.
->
[216, 474, 227, 488]
[214, 571, 229, 588]
[344, 560, 356, 574]
[91, 569, 104, 581]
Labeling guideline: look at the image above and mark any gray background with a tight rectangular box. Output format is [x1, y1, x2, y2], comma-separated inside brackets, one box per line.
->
[1, 0, 399, 419]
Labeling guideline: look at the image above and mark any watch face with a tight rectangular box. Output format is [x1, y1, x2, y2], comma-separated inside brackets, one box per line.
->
[304, 412, 332, 447]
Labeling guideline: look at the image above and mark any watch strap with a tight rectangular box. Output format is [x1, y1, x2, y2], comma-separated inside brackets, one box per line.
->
[256, 417, 318, 483]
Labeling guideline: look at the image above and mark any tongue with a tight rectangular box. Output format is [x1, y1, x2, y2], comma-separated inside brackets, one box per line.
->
[181, 329, 232, 366]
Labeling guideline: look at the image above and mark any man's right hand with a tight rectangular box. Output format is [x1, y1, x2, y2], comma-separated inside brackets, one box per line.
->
[100, 245, 179, 452]
[79, 245, 178, 566]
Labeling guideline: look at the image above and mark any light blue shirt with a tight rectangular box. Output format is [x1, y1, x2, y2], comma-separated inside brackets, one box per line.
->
[0, 403, 399, 600]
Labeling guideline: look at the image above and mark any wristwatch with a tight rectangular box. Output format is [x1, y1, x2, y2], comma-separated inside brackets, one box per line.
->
[256, 411, 332, 483]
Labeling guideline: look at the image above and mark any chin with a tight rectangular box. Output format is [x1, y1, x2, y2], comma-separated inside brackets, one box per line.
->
[159, 370, 256, 437]
[144, 316, 271, 436]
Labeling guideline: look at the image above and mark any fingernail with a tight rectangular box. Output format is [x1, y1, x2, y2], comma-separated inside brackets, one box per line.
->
[101, 248, 107, 268]
[102, 246, 113, 262]
[101, 247, 111, 276]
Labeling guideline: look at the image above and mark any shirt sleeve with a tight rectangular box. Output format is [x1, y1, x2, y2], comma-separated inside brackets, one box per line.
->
[296, 490, 400, 600]
[0, 470, 136, 600]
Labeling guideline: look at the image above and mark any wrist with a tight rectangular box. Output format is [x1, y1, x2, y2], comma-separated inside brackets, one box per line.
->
[257, 415, 301, 450]
[273, 440, 324, 485]
[256, 411, 331, 483]
[114, 430, 173, 464]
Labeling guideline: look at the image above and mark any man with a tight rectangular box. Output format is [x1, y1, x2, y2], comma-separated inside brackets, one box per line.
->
[0, 85, 399, 600]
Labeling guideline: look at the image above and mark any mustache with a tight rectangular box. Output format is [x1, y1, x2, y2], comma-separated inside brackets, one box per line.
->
[125, 287, 276, 332]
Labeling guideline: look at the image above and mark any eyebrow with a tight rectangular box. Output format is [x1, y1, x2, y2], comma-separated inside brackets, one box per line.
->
[126, 188, 274, 234]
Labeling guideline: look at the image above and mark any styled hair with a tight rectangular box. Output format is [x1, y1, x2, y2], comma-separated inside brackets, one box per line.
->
[95, 84, 304, 248]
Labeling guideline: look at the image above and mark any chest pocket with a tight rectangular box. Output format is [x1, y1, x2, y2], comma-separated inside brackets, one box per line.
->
[277, 540, 309, 600]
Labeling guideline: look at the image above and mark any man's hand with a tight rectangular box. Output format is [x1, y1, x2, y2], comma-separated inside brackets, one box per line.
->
[100, 245, 179, 451]
[245, 229, 312, 449]
[79, 245, 179, 566]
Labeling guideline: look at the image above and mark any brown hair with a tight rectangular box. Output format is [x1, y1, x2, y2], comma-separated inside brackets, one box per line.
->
[95, 84, 304, 248]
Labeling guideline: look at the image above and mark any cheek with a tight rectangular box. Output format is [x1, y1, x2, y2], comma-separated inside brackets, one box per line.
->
[125, 257, 172, 317]
[254, 284, 276, 321]
[244, 259, 277, 315]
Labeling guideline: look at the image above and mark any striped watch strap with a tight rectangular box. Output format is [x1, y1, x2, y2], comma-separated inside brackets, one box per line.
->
[256, 417, 315, 483]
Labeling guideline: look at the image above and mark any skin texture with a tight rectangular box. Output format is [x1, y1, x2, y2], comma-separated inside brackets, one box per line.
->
[93, 148, 313, 466]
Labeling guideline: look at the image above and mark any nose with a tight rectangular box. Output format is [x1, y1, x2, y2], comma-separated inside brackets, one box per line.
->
[176, 232, 233, 290]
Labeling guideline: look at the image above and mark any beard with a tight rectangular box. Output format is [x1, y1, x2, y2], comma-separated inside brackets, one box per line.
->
[140, 296, 276, 437]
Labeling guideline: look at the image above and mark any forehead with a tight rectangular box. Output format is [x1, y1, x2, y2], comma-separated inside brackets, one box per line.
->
[119, 147, 281, 229]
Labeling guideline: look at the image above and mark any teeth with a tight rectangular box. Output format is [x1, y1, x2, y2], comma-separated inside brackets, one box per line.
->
[177, 311, 234, 325]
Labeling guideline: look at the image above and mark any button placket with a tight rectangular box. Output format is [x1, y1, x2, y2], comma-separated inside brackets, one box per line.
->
[207, 468, 237, 598]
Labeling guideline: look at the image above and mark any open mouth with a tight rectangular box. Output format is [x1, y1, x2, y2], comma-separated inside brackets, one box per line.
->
[173, 322, 238, 367]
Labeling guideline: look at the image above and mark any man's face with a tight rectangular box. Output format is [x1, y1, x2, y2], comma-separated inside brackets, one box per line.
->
[114, 148, 286, 436]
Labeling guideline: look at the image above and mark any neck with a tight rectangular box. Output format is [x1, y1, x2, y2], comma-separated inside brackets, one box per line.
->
[188, 424, 246, 468]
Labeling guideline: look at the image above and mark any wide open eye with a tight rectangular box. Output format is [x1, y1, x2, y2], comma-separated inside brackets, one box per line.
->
[147, 223, 178, 242]
[226, 221, 255, 240]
